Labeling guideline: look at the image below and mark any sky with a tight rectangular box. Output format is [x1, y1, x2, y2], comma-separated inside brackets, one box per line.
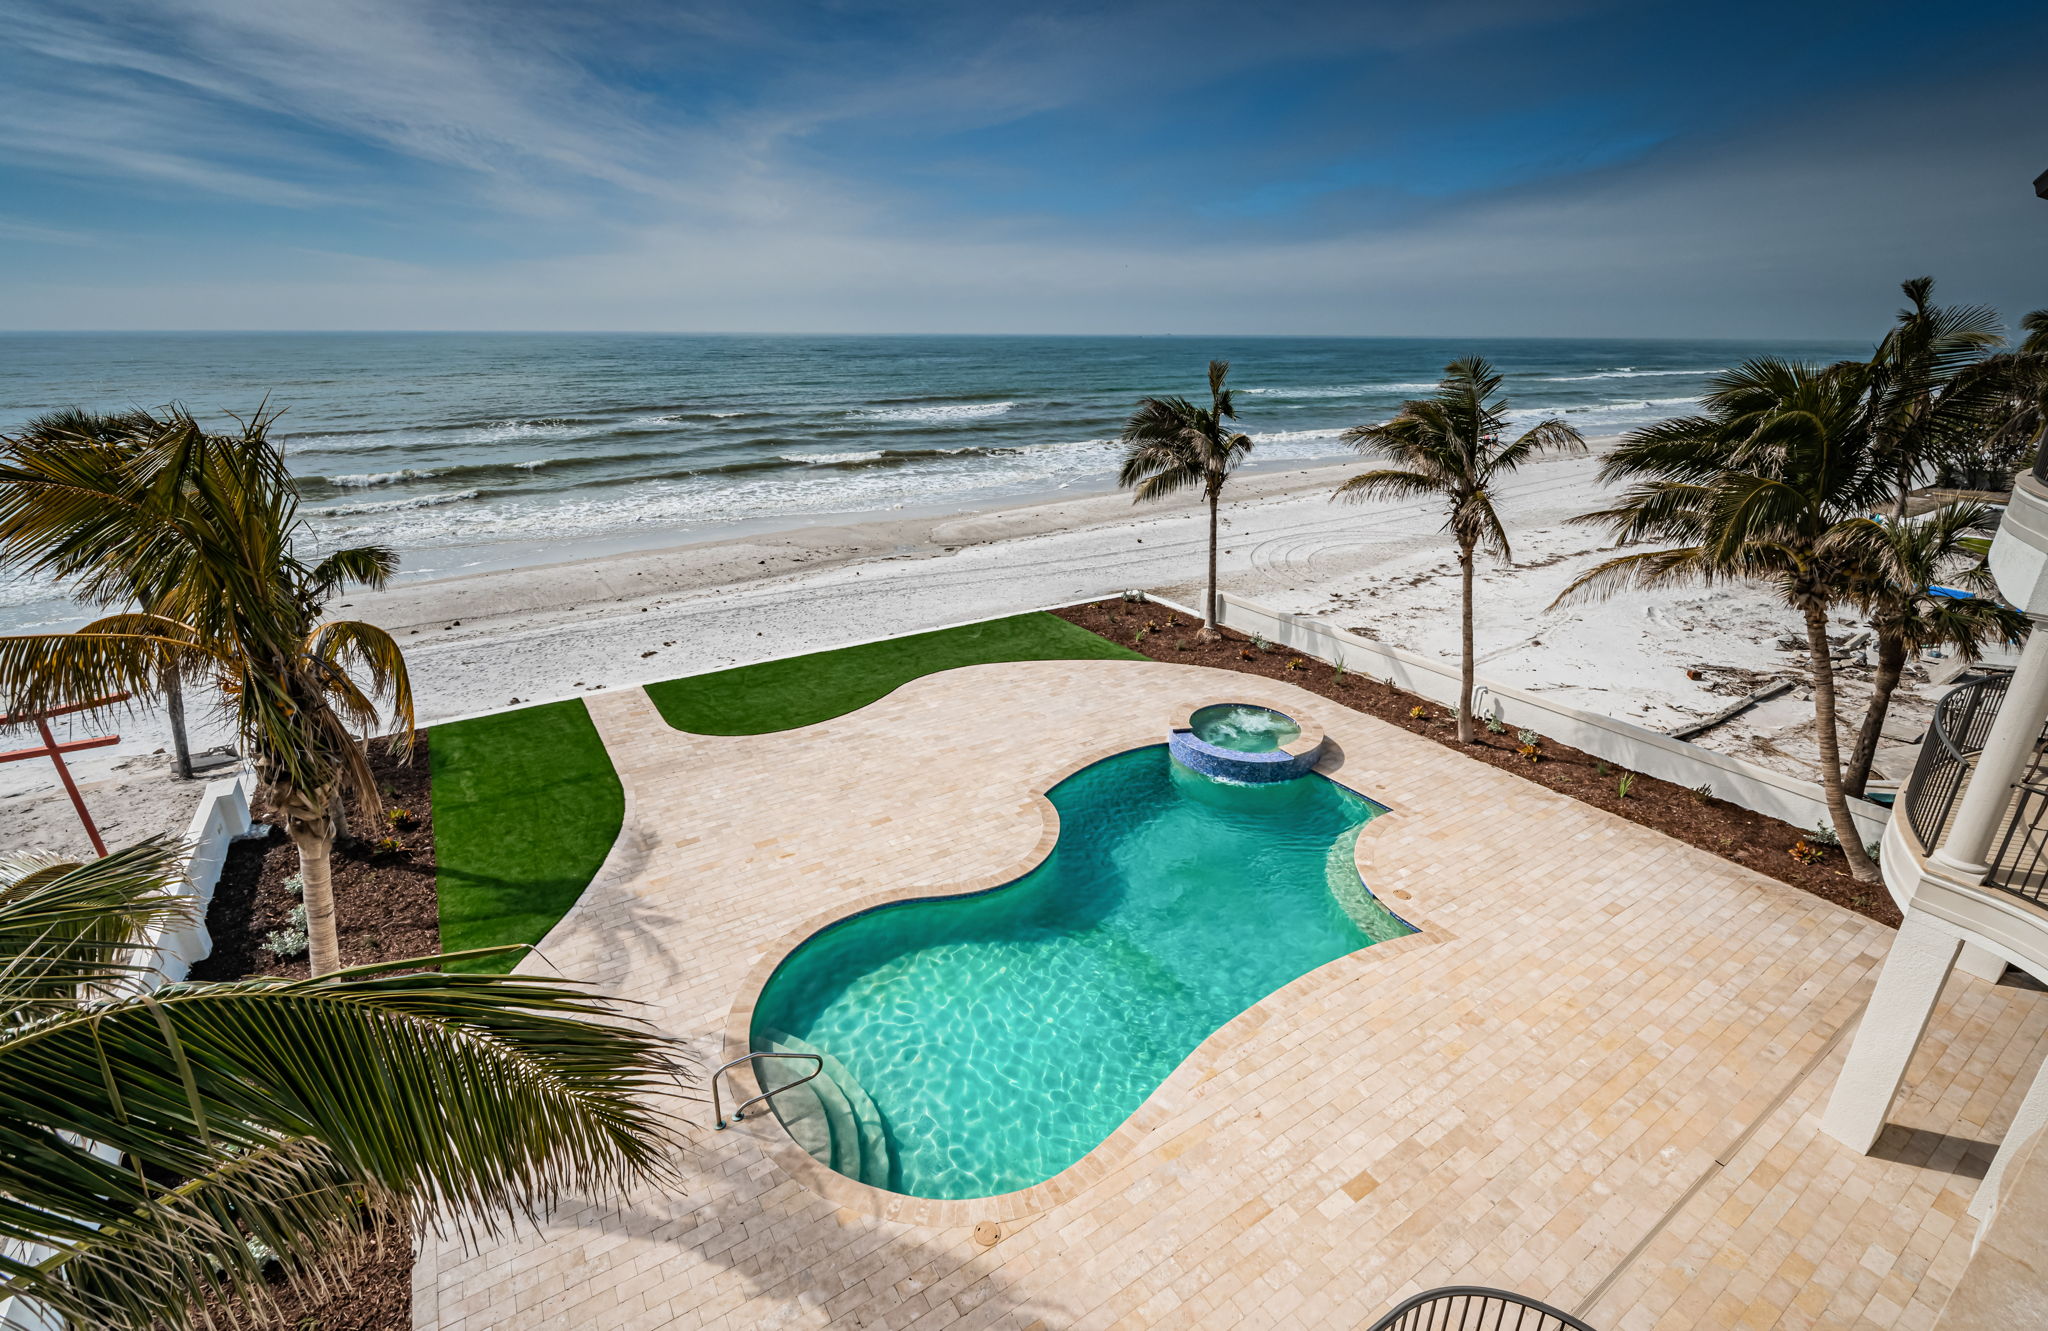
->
[1, 0, 2044, 337]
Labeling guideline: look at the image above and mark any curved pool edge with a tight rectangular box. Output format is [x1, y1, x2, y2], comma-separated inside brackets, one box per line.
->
[718, 724, 1447, 1229]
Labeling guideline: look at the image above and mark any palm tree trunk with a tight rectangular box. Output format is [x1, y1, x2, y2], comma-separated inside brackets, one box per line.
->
[165, 674, 193, 779]
[1201, 487, 1221, 639]
[286, 813, 343, 975]
[1805, 606, 1880, 882]
[1457, 544, 1476, 744]
[1843, 631, 1907, 799]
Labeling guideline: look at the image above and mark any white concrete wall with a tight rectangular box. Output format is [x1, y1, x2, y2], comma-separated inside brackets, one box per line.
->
[1156, 589, 1892, 846]
[140, 771, 255, 985]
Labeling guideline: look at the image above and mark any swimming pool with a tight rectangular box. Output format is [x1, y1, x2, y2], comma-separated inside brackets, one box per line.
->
[749, 744, 1411, 1200]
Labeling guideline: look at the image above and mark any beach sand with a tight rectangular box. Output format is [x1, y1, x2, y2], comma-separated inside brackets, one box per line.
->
[0, 441, 1933, 856]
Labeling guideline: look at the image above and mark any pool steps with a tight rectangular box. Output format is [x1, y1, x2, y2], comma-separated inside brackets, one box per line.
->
[758, 1029, 895, 1187]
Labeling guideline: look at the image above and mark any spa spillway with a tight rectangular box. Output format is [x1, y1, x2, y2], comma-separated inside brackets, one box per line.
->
[1169, 702, 1326, 782]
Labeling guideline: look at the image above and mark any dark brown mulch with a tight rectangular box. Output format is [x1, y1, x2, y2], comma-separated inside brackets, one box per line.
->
[1053, 597, 1900, 928]
[187, 738, 436, 1331]
[190, 737, 439, 983]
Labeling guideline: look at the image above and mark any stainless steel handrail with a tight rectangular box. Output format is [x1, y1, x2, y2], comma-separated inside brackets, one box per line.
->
[710, 1051, 824, 1129]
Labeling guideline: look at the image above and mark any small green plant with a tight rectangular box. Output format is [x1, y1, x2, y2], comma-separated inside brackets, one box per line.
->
[1286, 657, 1307, 671]
[1865, 840, 1883, 866]
[1331, 659, 1348, 682]
[1807, 821, 1841, 848]
[1484, 714, 1507, 735]
[1615, 772, 1635, 799]
[1514, 728, 1542, 762]
[1690, 782, 1714, 803]
[375, 835, 401, 854]
[1595, 759, 1610, 777]
[1788, 839, 1828, 865]
[1133, 626, 1151, 645]
[260, 903, 310, 959]
[1409, 705, 1429, 720]
[1251, 634, 1272, 652]
[282, 872, 305, 896]
[385, 806, 414, 828]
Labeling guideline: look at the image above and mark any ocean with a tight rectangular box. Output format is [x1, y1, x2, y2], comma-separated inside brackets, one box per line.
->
[0, 332, 1864, 628]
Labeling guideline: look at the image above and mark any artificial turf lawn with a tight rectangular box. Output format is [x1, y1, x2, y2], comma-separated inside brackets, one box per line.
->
[429, 699, 623, 974]
[643, 610, 1146, 734]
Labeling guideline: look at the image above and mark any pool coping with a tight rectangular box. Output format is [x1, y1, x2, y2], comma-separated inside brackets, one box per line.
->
[717, 683, 1450, 1230]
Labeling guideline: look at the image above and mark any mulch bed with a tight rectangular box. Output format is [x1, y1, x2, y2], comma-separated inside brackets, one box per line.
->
[189, 737, 436, 1330]
[190, 737, 439, 983]
[1053, 598, 1900, 928]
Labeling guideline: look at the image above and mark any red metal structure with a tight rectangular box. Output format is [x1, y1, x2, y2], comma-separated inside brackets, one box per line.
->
[0, 693, 128, 857]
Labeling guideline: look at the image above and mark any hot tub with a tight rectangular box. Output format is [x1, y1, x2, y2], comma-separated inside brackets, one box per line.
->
[1168, 703, 1326, 782]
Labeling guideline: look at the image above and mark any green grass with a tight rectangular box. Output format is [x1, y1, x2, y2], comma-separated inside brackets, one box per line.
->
[430, 699, 623, 973]
[643, 610, 1143, 734]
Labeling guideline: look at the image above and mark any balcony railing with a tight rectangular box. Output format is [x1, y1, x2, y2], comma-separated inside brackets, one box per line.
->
[1904, 672, 2011, 850]
[1364, 1287, 1598, 1331]
[1902, 670, 2048, 904]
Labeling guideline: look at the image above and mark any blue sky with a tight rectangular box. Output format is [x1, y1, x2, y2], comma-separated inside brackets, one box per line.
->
[2, 0, 2043, 336]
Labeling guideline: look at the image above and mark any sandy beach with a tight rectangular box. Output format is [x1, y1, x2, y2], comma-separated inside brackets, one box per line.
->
[0, 439, 1937, 856]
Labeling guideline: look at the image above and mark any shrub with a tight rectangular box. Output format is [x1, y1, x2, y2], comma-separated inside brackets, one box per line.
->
[260, 903, 310, 958]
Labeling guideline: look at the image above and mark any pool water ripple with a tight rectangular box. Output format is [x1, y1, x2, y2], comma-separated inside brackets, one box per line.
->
[751, 744, 1409, 1199]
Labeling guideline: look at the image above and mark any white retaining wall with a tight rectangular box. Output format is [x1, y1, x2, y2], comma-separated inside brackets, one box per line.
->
[1155, 589, 1892, 845]
[144, 771, 255, 985]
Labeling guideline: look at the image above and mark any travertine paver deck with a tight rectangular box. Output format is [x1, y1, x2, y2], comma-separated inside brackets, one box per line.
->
[415, 659, 2048, 1330]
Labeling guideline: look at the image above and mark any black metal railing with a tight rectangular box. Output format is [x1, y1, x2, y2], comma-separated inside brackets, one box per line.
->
[1989, 763, 2048, 905]
[1904, 672, 2012, 850]
[1364, 1287, 1598, 1331]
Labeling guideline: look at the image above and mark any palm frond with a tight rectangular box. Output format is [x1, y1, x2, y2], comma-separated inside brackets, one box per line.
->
[1, 967, 688, 1328]
[0, 839, 190, 1019]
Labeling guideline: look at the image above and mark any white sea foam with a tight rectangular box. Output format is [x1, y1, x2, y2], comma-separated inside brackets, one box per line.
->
[1532, 368, 1722, 382]
[313, 490, 480, 517]
[1243, 381, 1438, 398]
[324, 467, 438, 488]
[853, 401, 1015, 422]
[801, 450, 885, 465]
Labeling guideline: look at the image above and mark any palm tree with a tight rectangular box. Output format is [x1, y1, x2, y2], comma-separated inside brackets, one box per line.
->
[1837, 503, 2026, 798]
[0, 837, 684, 1331]
[1118, 360, 1254, 637]
[0, 408, 411, 975]
[3, 409, 202, 778]
[1338, 357, 1586, 743]
[1862, 276, 2003, 514]
[1561, 358, 1888, 881]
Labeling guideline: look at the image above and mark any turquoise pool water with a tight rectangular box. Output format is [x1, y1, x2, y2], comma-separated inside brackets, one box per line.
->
[1188, 702, 1301, 753]
[751, 744, 1410, 1200]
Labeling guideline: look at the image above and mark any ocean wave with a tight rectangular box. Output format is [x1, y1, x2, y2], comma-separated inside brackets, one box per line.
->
[1529, 368, 1722, 382]
[851, 401, 1015, 423]
[312, 490, 480, 517]
[1242, 380, 1440, 398]
[1524, 395, 1699, 416]
[323, 467, 439, 488]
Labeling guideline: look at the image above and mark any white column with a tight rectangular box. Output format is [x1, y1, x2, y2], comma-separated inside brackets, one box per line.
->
[1957, 941, 2010, 983]
[1970, 1054, 2048, 1224]
[1932, 621, 2048, 878]
[1822, 911, 1964, 1152]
